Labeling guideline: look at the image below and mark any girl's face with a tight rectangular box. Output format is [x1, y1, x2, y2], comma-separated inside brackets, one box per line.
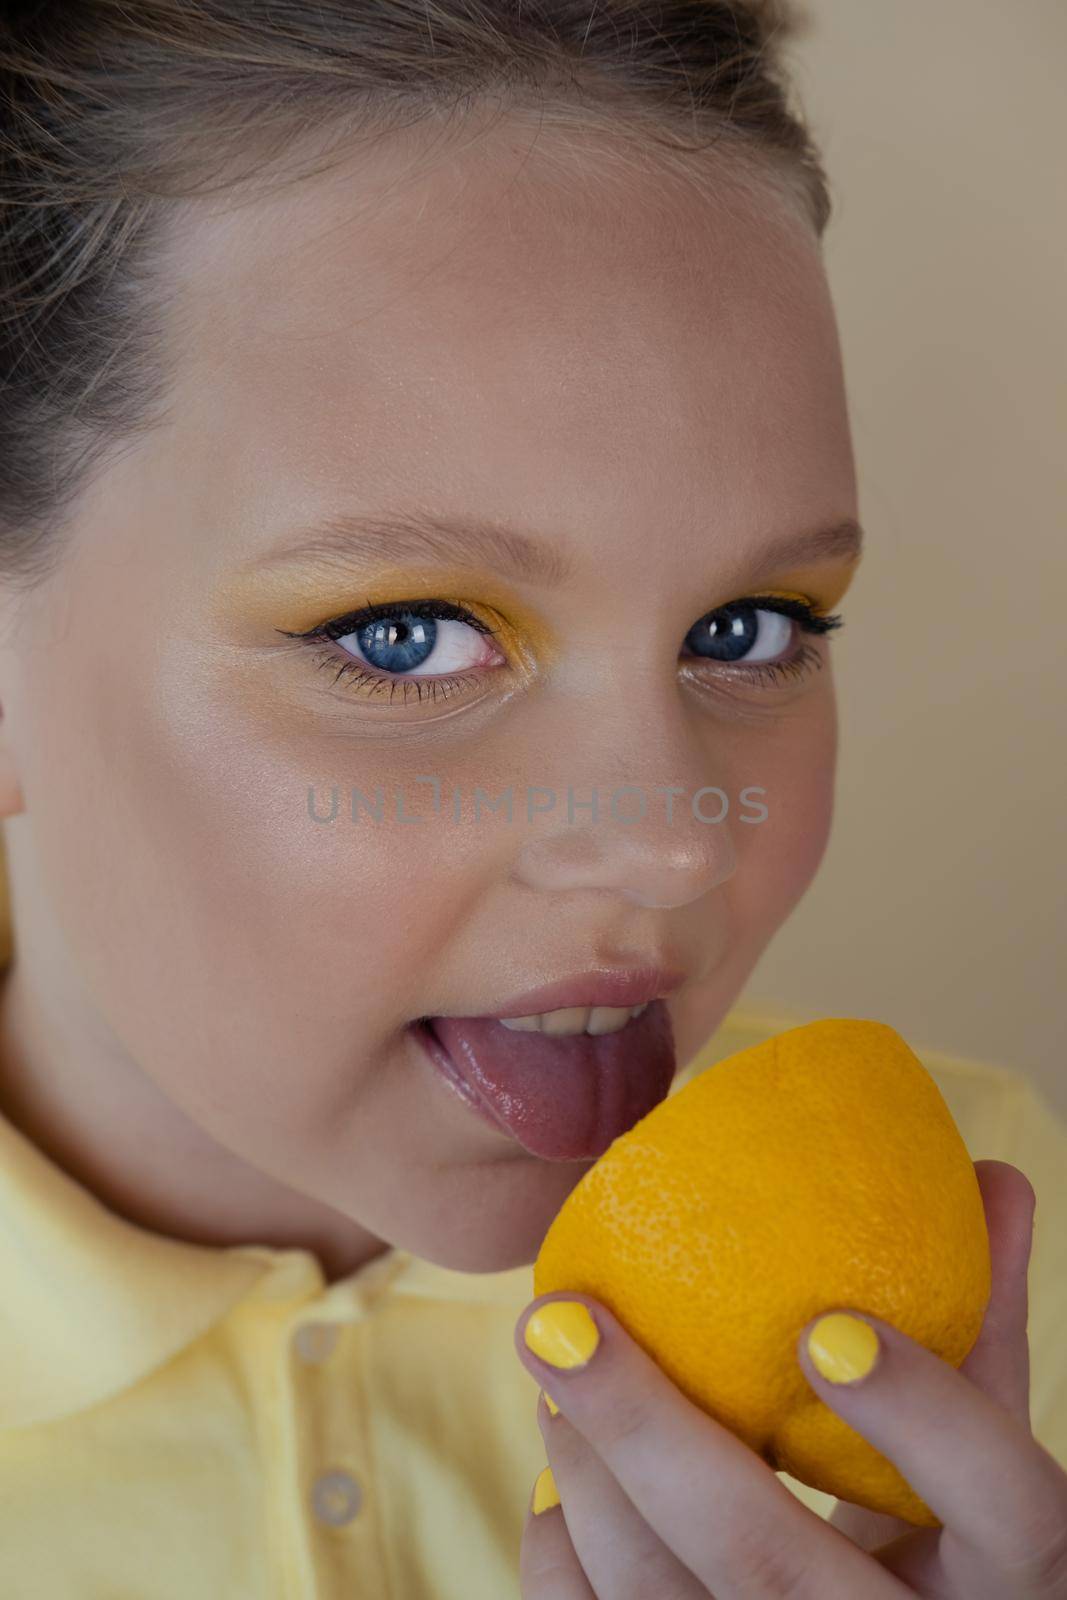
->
[0, 125, 860, 1273]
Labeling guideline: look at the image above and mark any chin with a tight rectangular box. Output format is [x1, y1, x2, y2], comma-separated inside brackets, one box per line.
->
[435, 1240, 536, 1274]
[417, 1189, 582, 1275]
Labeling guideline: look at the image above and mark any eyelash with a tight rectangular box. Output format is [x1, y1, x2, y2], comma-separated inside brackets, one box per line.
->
[276, 594, 843, 704]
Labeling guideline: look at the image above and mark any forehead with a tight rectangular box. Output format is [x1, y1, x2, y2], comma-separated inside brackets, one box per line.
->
[156, 121, 852, 550]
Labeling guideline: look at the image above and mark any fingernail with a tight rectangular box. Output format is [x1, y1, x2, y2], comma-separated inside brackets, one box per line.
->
[524, 1300, 600, 1369]
[807, 1312, 880, 1384]
[532, 1465, 560, 1515]
[541, 1388, 560, 1416]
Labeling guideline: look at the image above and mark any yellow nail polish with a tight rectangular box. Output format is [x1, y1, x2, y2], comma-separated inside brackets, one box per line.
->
[541, 1389, 560, 1416]
[807, 1312, 880, 1384]
[524, 1301, 600, 1369]
[532, 1465, 560, 1515]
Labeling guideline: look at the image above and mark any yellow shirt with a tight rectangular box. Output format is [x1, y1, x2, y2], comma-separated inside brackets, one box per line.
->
[0, 855, 1064, 1594]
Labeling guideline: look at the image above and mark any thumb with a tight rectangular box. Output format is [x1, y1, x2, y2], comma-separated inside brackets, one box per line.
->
[957, 1159, 1036, 1428]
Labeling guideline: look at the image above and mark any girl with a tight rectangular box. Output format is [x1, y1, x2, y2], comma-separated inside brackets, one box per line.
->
[0, 4, 1064, 1596]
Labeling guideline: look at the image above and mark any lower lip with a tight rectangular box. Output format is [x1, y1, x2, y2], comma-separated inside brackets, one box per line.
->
[408, 1002, 677, 1161]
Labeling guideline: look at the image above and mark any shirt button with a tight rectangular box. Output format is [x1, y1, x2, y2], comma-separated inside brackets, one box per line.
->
[311, 1468, 362, 1526]
[292, 1320, 341, 1364]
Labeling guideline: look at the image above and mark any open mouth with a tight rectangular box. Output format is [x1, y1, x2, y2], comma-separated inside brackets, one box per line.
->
[409, 1001, 677, 1162]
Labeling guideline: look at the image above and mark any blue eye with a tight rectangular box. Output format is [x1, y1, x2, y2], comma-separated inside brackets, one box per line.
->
[275, 597, 508, 703]
[352, 613, 434, 672]
[322, 597, 503, 678]
[337, 608, 493, 676]
[683, 596, 841, 671]
[684, 603, 790, 664]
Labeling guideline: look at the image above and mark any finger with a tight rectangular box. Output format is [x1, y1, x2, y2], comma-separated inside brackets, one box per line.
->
[535, 1392, 708, 1599]
[958, 1160, 1035, 1425]
[797, 1300, 1067, 1582]
[516, 1295, 906, 1599]
[829, 1157, 1036, 1554]
[520, 1462, 598, 1599]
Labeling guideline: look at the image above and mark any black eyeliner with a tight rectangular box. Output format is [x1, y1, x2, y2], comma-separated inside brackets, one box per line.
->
[274, 596, 499, 643]
[718, 594, 844, 635]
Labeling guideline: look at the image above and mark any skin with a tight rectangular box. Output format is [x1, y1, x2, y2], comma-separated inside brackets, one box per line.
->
[0, 117, 861, 1282]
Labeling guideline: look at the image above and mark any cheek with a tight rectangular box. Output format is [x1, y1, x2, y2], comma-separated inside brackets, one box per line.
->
[144, 759, 495, 1116]
[734, 692, 839, 925]
[21, 622, 500, 1141]
[671, 698, 838, 1064]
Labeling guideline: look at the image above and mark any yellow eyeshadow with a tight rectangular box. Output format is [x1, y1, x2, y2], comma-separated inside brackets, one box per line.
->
[215, 562, 561, 672]
[754, 567, 858, 614]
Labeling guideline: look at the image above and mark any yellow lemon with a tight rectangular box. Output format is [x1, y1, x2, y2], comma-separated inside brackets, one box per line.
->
[532, 1018, 991, 1526]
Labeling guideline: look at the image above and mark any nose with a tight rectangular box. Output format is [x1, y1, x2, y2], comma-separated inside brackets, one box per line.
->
[508, 701, 739, 910]
[513, 816, 735, 909]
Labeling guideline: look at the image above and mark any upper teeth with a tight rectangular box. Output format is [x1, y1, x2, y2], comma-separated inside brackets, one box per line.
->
[499, 1003, 649, 1036]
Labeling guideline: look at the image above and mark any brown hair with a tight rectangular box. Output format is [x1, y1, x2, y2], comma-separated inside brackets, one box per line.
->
[0, 0, 830, 588]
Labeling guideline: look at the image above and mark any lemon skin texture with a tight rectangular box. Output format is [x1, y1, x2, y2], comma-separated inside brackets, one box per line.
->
[533, 1018, 992, 1526]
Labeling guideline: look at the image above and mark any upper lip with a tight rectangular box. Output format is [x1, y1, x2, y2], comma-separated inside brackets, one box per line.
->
[477, 965, 687, 1019]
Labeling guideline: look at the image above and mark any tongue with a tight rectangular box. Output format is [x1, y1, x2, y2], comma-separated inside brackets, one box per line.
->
[430, 1000, 677, 1160]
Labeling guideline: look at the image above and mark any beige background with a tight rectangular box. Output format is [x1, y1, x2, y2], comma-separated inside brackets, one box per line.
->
[738, 1, 1067, 1116]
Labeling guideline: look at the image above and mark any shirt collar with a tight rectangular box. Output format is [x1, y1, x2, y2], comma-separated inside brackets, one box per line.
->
[0, 1101, 274, 1430]
[0, 1088, 534, 1432]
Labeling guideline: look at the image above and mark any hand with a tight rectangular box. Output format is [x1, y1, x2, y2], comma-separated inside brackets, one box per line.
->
[514, 1159, 1067, 1598]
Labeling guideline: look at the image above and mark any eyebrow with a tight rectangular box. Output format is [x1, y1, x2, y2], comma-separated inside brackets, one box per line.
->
[248, 508, 863, 587]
